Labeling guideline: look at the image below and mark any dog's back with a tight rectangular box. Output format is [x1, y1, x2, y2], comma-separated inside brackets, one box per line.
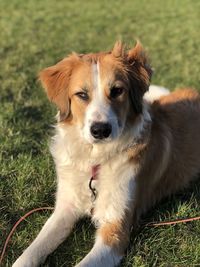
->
[135, 88, 200, 215]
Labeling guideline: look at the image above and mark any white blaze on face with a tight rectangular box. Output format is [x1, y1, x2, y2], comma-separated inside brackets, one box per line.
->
[82, 61, 120, 144]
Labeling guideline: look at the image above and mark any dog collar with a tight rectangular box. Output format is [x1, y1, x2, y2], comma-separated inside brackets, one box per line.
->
[91, 164, 100, 180]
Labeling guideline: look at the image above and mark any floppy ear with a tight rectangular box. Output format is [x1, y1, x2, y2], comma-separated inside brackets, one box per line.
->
[127, 41, 153, 114]
[39, 55, 77, 121]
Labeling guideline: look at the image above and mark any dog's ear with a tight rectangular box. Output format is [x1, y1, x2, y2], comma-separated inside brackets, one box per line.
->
[112, 41, 126, 58]
[127, 41, 153, 114]
[39, 55, 78, 121]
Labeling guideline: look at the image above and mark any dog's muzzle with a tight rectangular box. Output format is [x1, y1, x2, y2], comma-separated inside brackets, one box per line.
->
[90, 122, 112, 140]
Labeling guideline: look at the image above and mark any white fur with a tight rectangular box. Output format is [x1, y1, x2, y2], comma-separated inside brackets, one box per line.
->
[82, 62, 121, 144]
[75, 236, 122, 267]
[144, 85, 170, 103]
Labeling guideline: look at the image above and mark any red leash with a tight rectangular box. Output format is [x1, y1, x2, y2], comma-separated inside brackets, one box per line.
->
[0, 207, 54, 265]
[147, 215, 200, 226]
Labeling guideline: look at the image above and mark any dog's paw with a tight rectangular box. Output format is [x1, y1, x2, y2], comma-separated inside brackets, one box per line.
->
[75, 260, 92, 267]
[12, 255, 38, 267]
[75, 263, 87, 267]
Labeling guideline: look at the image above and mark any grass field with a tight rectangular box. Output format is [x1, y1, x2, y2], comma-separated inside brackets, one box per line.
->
[1, 0, 200, 266]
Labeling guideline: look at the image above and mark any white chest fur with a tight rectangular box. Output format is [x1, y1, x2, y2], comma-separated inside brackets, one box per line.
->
[50, 118, 143, 223]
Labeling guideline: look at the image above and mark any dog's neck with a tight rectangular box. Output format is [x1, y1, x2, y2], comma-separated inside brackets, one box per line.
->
[52, 102, 151, 171]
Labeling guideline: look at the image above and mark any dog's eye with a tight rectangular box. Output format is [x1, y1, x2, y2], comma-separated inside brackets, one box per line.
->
[75, 92, 89, 101]
[110, 86, 124, 99]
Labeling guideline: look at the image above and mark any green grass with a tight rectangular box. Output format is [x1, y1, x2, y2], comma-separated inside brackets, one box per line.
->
[1, 0, 200, 266]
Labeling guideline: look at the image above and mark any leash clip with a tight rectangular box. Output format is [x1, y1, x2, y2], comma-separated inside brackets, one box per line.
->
[89, 176, 97, 202]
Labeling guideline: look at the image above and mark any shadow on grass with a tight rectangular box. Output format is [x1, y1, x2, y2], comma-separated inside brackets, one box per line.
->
[141, 177, 200, 224]
[0, 88, 14, 102]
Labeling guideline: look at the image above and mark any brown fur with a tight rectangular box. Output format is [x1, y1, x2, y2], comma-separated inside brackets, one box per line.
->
[132, 88, 200, 217]
[39, 42, 152, 125]
[39, 54, 80, 120]
[99, 219, 131, 255]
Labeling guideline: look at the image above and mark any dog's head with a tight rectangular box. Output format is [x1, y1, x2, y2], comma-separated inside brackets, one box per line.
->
[39, 41, 152, 144]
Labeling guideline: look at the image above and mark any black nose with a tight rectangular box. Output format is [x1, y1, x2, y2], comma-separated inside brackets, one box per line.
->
[90, 122, 112, 139]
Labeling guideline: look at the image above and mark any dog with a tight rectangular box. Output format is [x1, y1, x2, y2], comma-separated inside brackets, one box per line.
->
[13, 41, 200, 267]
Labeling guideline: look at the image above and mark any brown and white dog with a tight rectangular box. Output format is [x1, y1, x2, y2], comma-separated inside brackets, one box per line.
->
[13, 42, 200, 267]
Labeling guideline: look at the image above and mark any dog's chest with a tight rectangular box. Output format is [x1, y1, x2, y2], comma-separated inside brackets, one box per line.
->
[81, 166, 102, 216]
[74, 157, 137, 221]
[53, 133, 138, 220]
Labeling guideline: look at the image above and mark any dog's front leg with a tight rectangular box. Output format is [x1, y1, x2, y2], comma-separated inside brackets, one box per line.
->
[12, 172, 82, 267]
[75, 217, 131, 267]
[12, 203, 78, 267]
[76, 171, 136, 267]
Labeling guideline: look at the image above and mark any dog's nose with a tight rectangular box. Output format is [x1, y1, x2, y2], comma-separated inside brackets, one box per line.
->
[90, 122, 112, 139]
